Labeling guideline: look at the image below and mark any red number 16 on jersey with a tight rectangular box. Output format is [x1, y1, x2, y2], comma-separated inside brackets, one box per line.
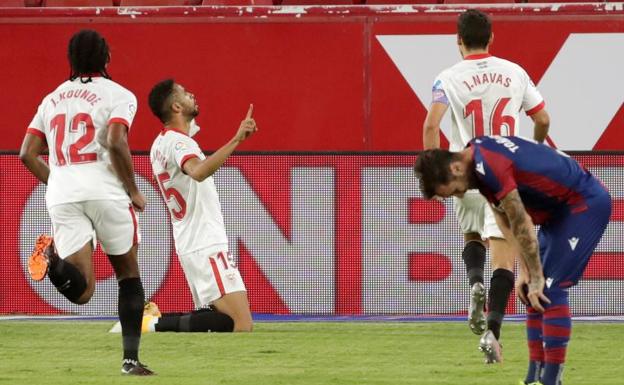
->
[464, 97, 516, 137]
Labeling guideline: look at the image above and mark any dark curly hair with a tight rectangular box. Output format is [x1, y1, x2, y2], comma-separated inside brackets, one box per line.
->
[457, 9, 492, 50]
[413, 149, 457, 199]
[68, 30, 111, 83]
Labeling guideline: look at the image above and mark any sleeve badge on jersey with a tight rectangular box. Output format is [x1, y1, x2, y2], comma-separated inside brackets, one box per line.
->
[128, 103, 137, 117]
[432, 89, 449, 105]
[174, 141, 187, 152]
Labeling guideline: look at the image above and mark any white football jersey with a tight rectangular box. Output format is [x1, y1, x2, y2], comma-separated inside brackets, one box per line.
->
[432, 54, 544, 151]
[27, 77, 137, 208]
[150, 129, 229, 256]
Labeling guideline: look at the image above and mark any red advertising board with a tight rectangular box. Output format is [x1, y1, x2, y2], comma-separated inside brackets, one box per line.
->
[1, 154, 623, 315]
[0, 5, 623, 152]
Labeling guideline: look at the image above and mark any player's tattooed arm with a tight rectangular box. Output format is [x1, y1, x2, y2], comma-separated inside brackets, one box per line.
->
[492, 204, 531, 306]
[500, 190, 540, 276]
[500, 189, 550, 311]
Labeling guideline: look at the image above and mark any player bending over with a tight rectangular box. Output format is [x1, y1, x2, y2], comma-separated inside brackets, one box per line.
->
[414, 136, 611, 385]
[422, 9, 550, 362]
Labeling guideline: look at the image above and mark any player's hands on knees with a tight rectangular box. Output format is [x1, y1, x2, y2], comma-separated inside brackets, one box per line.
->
[130, 190, 146, 212]
[526, 275, 551, 312]
[235, 104, 257, 143]
[516, 274, 530, 306]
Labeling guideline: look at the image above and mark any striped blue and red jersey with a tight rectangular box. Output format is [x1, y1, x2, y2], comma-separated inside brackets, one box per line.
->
[469, 136, 604, 225]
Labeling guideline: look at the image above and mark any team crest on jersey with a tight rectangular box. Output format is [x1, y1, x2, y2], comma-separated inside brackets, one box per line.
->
[476, 162, 486, 175]
[175, 142, 187, 152]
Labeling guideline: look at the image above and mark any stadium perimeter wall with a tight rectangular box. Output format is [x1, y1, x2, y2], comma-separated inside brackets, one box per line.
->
[0, 4, 622, 315]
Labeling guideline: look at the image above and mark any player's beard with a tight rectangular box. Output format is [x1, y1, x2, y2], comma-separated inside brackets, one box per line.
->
[190, 102, 199, 118]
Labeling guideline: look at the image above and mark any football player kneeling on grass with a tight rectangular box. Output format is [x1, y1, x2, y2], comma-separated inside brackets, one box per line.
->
[144, 79, 255, 333]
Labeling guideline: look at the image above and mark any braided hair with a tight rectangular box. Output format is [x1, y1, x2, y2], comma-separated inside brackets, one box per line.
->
[68, 30, 111, 83]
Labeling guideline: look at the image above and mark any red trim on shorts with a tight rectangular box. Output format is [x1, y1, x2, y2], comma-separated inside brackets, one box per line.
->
[526, 101, 545, 116]
[108, 117, 130, 129]
[210, 256, 226, 297]
[26, 128, 46, 142]
[128, 204, 138, 246]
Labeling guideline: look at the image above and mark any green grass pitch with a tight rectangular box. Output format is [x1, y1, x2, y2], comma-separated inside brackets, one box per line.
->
[0, 321, 622, 385]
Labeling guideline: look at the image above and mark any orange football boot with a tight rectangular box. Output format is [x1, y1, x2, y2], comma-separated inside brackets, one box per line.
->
[27, 234, 55, 281]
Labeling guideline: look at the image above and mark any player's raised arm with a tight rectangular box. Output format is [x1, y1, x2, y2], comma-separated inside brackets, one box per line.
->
[498, 189, 550, 312]
[184, 104, 257, 182]
[19, 132, 50, 184]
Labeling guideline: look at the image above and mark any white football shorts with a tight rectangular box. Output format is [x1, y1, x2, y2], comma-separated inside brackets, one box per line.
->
[453, 190, 504, 239]
[48, 199, 140, 258]
[178, 249, 247, 308]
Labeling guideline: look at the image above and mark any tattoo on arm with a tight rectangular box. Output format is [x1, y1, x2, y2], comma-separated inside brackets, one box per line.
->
[500, 190, 541, 276]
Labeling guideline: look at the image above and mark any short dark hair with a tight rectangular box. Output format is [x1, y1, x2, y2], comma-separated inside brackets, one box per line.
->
[148, 79, 176, 124]
[68, 30, 111, 83]
[457, 9, 492, 50]
[413, 149, 456, 199]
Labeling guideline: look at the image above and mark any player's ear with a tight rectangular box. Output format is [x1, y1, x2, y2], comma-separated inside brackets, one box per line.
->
[488, 33, 494, 47]
[457, 36, 466, 58]
[450, 161, 462, 177]
[171, 101, 182, 114]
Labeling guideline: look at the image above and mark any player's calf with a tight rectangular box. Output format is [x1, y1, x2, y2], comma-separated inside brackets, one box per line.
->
[541, 289, 570, 385]
[118, 277, 146, 368]
[29, 234, 89, 304]
[212, 291, 253, 332]
[525, 306, 545, 384]
[486, 268, 514, 340]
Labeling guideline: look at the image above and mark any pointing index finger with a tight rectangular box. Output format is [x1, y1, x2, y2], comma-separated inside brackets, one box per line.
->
[246, 104, 254, 119]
